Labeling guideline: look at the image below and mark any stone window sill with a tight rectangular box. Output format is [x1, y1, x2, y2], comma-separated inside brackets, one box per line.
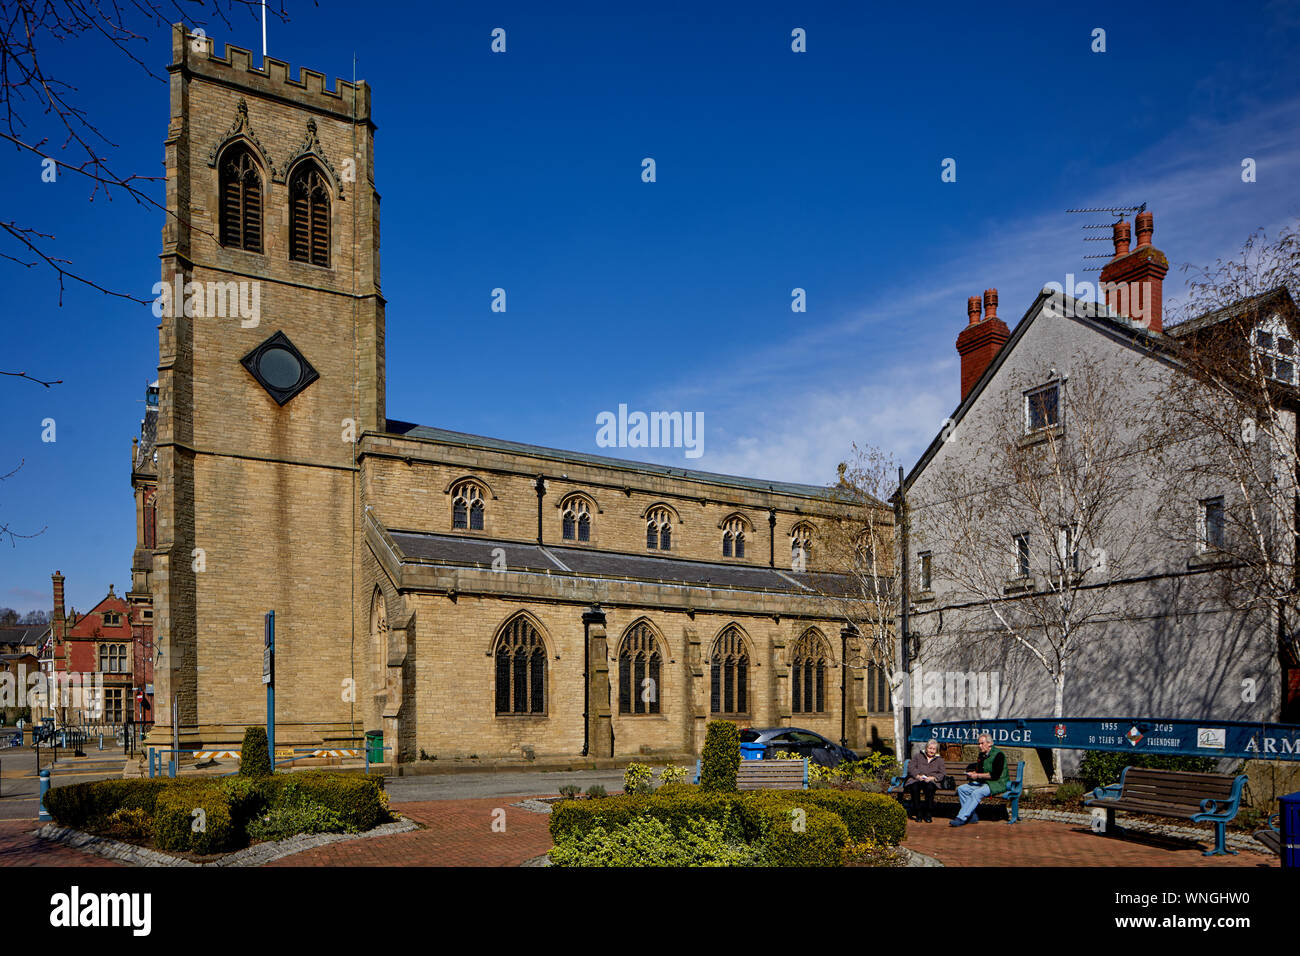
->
[1017, 424, 1064, 449]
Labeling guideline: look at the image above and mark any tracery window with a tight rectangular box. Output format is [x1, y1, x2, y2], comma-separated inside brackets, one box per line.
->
[451, 480, 486, 531]
[646, 507, 672, 551]
[618, 622, 663, 715]
[561, 496, 592, 542]
[791, 630, 829, 714]
[709, 626, 750, 715]
[494, 615, 546, 715]
[791, 523, 814, 571]
[722, 516, 746, 559]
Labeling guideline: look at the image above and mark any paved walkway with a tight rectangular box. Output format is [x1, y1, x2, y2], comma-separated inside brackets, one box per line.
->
[265, 799, 553, 867]
[899, 818, 1278, 867]
[0, 799, 1280, 867]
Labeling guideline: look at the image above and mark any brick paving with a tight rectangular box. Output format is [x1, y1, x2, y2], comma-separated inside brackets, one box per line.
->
[900, 817, 1279, 867]
[2, 797, 1280, 867]
[0, 819, 123, 867]
[265, 799, 554, 867]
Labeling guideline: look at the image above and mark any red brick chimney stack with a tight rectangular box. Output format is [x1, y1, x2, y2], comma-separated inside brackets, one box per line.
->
[52, 571, 65, 626]
[956, 288, 1010, 401]
[1099, 209, 1168, 333]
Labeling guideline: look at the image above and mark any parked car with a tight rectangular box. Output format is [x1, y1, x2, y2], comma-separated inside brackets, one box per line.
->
[739, 727, 860, 768]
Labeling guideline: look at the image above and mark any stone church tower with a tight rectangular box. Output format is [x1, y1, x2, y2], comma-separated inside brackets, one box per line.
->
[151, 24, 383, 745]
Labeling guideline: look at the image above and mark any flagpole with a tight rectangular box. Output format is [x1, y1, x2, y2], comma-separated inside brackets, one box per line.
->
[261, 0, 267, 59]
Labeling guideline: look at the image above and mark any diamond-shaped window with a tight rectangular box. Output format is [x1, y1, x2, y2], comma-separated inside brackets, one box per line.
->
[240, 331, 319, 405]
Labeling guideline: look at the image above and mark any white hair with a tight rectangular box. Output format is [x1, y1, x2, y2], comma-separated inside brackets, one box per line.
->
[977, 733, 992, 743]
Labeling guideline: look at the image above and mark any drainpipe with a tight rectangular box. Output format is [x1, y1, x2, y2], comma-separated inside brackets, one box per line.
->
[896, 465, 912, 759]
[534, 475, 546, 545]
[768, 509, 777, 568]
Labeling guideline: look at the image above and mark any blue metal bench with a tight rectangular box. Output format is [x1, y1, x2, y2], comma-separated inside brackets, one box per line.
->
[889, 760, 1025, 823]
[1252, 813, 1280, 855]
[1083, 766, 1246, 856]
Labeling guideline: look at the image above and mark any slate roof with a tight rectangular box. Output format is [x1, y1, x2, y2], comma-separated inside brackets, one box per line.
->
[383, 421, 839, 500]
[386, 530, 861, 597]
[0, 625, 48, 648]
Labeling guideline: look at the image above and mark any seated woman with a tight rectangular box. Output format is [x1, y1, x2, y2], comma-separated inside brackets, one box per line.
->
[904, 739, 945, 822]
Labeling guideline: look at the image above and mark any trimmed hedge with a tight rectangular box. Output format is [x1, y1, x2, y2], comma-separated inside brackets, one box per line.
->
[700, 720, 740, 793]
[239, 726, 272, 778]
[44, 770, 391, 853]
[549, 787, 899, 866]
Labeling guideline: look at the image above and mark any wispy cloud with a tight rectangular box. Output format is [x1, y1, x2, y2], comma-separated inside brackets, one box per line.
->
[654, 96, 1300, 488]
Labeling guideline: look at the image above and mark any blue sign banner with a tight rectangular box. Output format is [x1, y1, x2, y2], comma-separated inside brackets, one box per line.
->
[909, 718, 1300, 761]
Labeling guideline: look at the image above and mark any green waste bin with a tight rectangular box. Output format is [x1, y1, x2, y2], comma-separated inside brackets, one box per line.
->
[365, 730, 383, 764]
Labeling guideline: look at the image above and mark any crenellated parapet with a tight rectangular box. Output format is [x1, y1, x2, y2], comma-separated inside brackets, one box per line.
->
[168, 23, 372, 126]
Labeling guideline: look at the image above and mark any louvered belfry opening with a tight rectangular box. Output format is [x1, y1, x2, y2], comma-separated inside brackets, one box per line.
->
[289, 164, 331, 267]
[220, 147, 263, 252]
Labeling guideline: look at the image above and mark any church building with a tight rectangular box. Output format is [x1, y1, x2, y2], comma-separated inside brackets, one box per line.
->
[144, 25, 889, 764]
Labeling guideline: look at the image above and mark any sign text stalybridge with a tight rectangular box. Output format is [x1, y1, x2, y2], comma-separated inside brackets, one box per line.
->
[910, 718, 1300, 761]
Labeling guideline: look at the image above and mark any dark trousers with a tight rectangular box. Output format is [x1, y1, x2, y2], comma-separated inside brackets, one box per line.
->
[906, 781, 937, 817]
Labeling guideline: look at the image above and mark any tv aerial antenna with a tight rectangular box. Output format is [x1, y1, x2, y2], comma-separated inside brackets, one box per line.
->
[1066, 203, 1146, 272]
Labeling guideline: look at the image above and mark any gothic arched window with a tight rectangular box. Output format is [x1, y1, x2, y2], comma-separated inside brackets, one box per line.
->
[289, 163, 331, 267]
[561, 496, 592, 542]
[647, 507, 672, 551]
[451, 480, 486, 531]
[219, 146, 263, 253]
[494, 615, 546, 715]
[791, 523, 814, 571]
[722, 516, 746, 559]
[791, 629, 830, 714]
[618, 622, 663, 715]
[709, 626, 750, 716]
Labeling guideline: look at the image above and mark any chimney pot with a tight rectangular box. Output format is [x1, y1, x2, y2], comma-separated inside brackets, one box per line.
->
[983, 288, 998, 320]
[1112, 220, 1131, 257]
[967, 296, 981, 325]
[956, 287, 1010, 401]
[1135, 210, 1154, 248]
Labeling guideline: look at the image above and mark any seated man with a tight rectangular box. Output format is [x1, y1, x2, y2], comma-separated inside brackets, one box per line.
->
[950, 733, 1008, 827]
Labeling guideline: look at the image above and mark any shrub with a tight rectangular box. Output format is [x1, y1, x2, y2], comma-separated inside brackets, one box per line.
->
[152, 785, 235, 854]
[699, 720, 740, 793]
[43, 770, 390, 851]
[1053, 782, 1085, 805]
[548, 787, 869, 866]
[1078, 752, 1218, 791]
[246, 781, 347, 843]
[274, 772, 389, 831]
[100, 808, 152, 842]
[558, 784, 582, 800]
[659, 765, 689, 786]
[585, 784, 607, 799]
[624, 762, 654, 794]
[549, 806, 764, 867]
[239, 726, 271, 778]
[756, 803, 847, 867]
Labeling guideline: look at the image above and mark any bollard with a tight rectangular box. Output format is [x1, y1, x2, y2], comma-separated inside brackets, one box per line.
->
[38, 768, 50, 822]
[169, 752, 176, 778]
[148, 748, 155, 778]
[98, 733, 104, 751]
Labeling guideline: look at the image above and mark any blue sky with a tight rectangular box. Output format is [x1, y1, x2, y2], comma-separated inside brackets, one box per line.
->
[2, 0, 1299, 614]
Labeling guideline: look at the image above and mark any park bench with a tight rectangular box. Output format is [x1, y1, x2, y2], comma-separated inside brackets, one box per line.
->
[1083, 767, 1246, 856]
[888, 760, 1025, 823]
[692, 757, 809, 790]
[1252, 814, 1280, 855]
